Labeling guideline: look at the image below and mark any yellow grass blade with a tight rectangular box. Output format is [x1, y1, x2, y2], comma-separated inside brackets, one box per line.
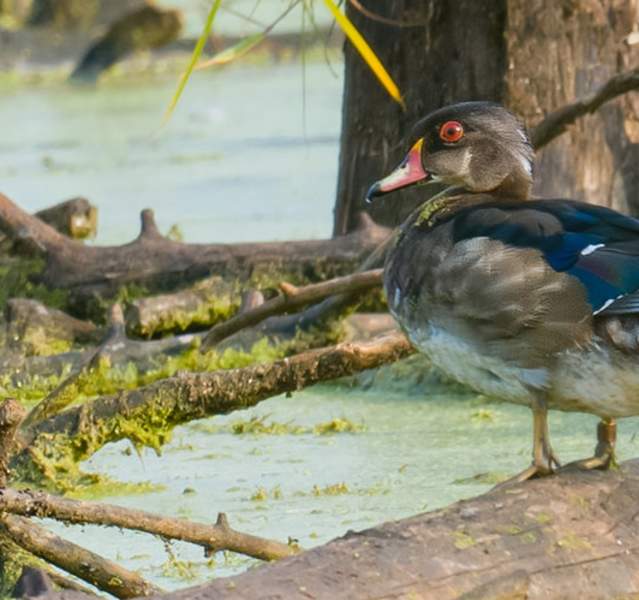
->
[196, 32, 266, 70]
[164, 0, 223, 122]
[322, 0, 405, 109]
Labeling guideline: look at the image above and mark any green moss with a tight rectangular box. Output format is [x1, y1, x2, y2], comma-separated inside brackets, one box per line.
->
[0, 257, 68, 312]
[312, 482, 349, 496]
[556, 533, 592, 551]
[313, 417, 365, 435]
[249, 485, 282, 501]
[231, 415, 307, 435]
[453, 530, 477, 550]
[535, 512, 553, 525]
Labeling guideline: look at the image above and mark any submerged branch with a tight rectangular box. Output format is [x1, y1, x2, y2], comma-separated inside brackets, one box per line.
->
[0, 488, 297, 561]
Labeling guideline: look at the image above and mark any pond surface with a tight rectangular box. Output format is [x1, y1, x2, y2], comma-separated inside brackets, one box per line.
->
[0, 61, 341, 244]
[2, 59, 639, 593]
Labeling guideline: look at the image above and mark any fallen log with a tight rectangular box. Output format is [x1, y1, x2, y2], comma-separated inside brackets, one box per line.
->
[5, 298, 101, 355]
[27, 461, 639, 600]
[124, 275, 238, 338]
[0, 194, 390, 316]
[70, 4, 183, 83]
[138, 461, 639, 599]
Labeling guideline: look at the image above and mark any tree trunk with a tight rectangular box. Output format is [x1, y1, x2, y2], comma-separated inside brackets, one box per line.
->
[333, 0, 639, 234]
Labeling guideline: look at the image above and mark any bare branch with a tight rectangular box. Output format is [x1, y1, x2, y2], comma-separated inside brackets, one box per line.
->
[0, 488, 297, 561]
[531, 67, 639, 150]
[201, 269, 383, 350]
[0, 514, 161, 598]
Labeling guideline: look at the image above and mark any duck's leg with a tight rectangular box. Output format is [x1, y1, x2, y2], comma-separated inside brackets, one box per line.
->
[497, 398, 560, 486]
[561, 418, 616, 471]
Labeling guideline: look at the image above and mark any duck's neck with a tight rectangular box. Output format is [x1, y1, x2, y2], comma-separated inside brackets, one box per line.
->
[490, 168, 533, 200]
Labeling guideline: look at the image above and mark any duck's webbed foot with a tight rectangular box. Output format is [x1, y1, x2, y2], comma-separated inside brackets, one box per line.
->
[495, 399, 559, 488]
[561, 418, 617, 472]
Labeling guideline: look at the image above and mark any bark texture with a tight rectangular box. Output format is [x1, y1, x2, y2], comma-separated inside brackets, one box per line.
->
[334, 0, 639, 233]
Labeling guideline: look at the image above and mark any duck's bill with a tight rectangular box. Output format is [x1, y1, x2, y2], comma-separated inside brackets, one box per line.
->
[366, 138, 431, 203]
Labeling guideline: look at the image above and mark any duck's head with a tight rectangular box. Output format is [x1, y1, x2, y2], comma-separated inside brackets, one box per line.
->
[366, 102, 533, 203]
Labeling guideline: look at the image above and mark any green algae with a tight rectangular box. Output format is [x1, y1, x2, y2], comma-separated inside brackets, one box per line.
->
[453, 530, 477, 550]
[312, 482, 349, 496]
[313, 417, 365, 435]
[0, 257, 68, 313]
[231, 415, 307, 436]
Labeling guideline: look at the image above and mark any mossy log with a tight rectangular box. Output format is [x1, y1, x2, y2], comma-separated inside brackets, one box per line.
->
[14, 333, 412, 485]
[5, 298, 101, 355]
[124, 276, 238, 338]
[0, 193, 390, 317]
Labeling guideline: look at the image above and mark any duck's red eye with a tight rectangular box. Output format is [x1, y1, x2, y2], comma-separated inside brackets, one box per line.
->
[439, 121, 464, 143]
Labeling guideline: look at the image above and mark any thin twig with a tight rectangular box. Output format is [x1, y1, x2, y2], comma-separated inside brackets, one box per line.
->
[0, 488, 297, 561]
[201, 269, 383, 350]
[0, 514, 161, 598]
[531, 67, 639, 150]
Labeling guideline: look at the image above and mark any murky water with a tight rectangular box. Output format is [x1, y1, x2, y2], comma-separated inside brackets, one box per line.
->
[0, 61, 341, 244]
[41, 374, 639, 590]
[2, 53, 639, 592]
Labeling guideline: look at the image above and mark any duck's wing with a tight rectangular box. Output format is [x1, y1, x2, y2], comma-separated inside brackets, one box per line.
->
[452, 199, 639, 317]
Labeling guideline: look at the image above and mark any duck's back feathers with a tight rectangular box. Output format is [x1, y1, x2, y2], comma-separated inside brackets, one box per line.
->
[447, 199, 639, 317]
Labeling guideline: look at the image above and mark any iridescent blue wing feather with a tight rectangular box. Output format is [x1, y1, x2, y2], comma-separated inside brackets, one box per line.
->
[451, 200, 639, 315]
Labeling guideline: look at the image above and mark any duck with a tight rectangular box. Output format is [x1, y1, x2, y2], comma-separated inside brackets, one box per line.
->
[367, 101, 639, 481]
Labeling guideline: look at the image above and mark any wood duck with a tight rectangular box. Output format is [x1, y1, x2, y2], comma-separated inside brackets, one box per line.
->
[367, 101, 639, 481]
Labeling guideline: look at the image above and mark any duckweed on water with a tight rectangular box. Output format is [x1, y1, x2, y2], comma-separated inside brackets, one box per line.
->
[312, 482, 349, 496]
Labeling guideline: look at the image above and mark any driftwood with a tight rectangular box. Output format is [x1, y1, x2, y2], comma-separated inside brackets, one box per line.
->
[71, 4, 183, 83]
[26, 461, 639, 600]
[112, 460, 639, 600]
[5, 298, 102, 353]
[32, 198, 98, 241]
[0, 488, 296, 562]
[0, 194, 390, 315]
